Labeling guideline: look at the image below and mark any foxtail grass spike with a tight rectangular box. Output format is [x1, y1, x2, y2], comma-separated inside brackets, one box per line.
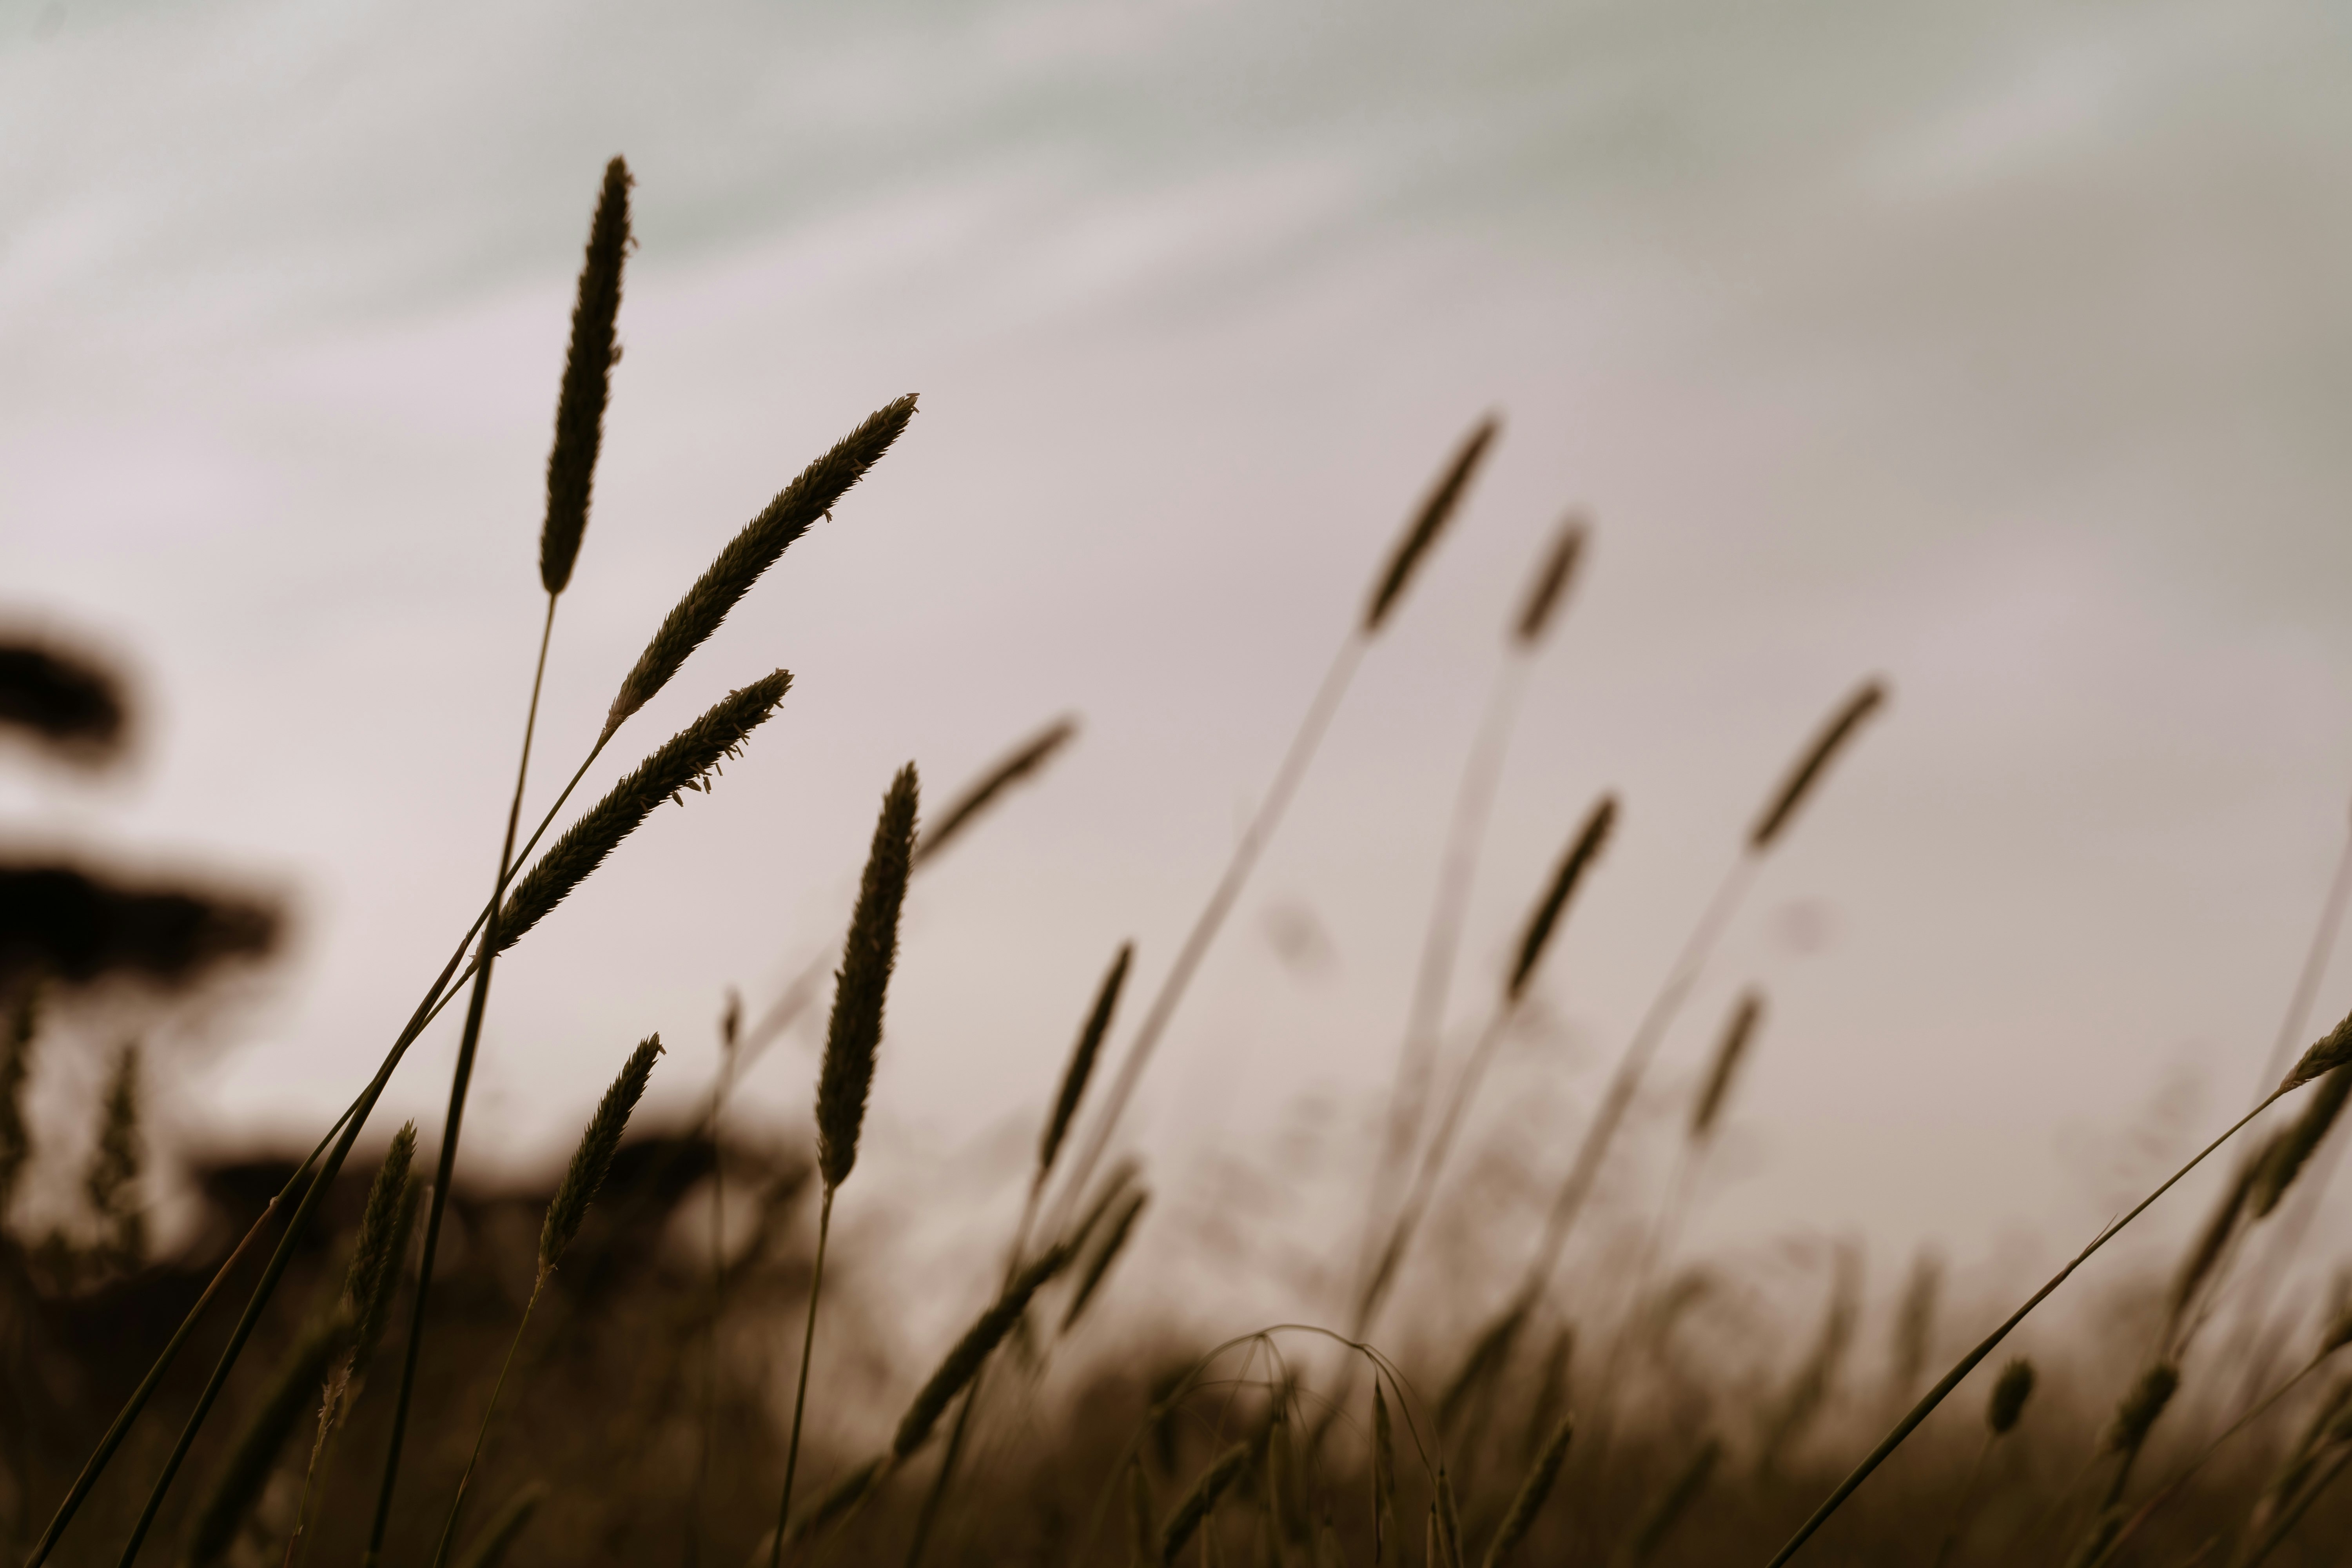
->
[1987, 1357, 2035, 1435]
[500, 672, 790, 950]
[539, 157, 632, 597]
[603, 396, 916, 739]
[1364, 417, 1498, 633]
[1512, 516, 1587, 646]
[1041, 944, 1131, 1181]
[1063, 1189, 1147, 1330]
[1691, 991, 1762, 1141]
[2104, 1362, 2180, 1455]
[1160, 1443, 1251, 1565]
[1749, 679, 1887, 852]
[914, 715, 1078, 867]
[1483, 1413, 1573, 1568]
[818, 764, 918, 1190]
[183, 1312, 348, 1567]
[1508, 795, 1615, 1001]
[2256, 1061, 2352, 1212]
[540, 1034, 662, 1276]
[894, 1244, 1072, 1459]
[451, 1482, 546, 1568]
[344, 1125, 418, 1365]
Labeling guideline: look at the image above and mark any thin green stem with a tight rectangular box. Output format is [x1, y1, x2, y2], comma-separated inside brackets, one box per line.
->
[772, 1186, 835, 1568]
[428, 1276, 547, 1568]
[368, 593, 558, 1565]
[1761, 1090, 2288, 1568]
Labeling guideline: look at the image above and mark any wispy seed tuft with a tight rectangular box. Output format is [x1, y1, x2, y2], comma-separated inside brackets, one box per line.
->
[914, 716, 1078, 867]
[499, 673, 791, 951]
[539, 1035, 662, 1277]
[1749, 679, 1888, 852]
[1062, 1189, 1147, 1331]
[1512, 516, 1588, 646]
[817, 764, 918, 1191]
[1508, 795, 1616, 1002]
[1364, 417, 1499, 633]
[539, 157, 632, 597]
[603, 397, 916, 739]
[2282, 1010, 2352, 1093]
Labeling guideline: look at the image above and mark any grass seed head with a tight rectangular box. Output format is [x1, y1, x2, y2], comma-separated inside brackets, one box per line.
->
[894, 1242, 1070, 1459]
[183, 1310, 350, 1567]
[1512, 515, 1587, 647]
[1040, 943, 1131, 1182]
[1063, 1188, 1148, 1331]
[914, 715, 1078, 867]
[1691, 990, 1764, 1142]
[539, 1034, 663, 1278]
[1508, 795, 1616, 1002]
[1160, 1441, 1252, 1564]
[1483, 1412, 1573, 1568]
[818, 763, 918, 1191]
[2104, 1362, 2181, 1455]
[539, 156, 632, 597]
[86, 1040, 144, 1267]
[1364, 416, 1498, 633]
[500, 673, 791, 951]
[2280, 1008, 2352, 1093]
[1988, 1357, 2036, 1436]
[2255, 1062, 2352, 1214]
[603, 396, 915, 739]
[1749, 679, 1887, 852]
[344, 1122, 418, 1366]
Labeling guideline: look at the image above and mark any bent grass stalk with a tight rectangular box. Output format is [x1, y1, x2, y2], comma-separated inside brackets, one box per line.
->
[1052, 418, 1499, 1229]
[1759, 1023, 2352, 1568]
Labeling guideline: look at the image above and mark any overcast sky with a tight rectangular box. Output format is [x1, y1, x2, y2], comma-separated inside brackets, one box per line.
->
[6, 0, 2352, 1342]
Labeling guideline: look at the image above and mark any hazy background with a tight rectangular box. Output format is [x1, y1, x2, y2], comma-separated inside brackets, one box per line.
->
[5, 0, 2352, 1327]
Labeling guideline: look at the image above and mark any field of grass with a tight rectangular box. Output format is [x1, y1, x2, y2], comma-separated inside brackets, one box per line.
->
[4, 160, 2352, 1568]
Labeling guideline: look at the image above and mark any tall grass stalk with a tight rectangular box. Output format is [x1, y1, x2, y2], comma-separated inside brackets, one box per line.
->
[772, 766, 918, 1568]
[1760, 1022, 2350, 1567]
[1363, 519, 1586, 1300]
[1051, 419, 1499, 1228]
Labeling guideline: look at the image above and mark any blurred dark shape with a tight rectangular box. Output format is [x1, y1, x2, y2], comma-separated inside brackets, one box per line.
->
[0, 636, 130, 764]
[0, 861, 279, 989]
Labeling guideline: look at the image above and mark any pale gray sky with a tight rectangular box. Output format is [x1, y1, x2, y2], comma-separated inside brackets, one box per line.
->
[6, 0, 2352, 1338]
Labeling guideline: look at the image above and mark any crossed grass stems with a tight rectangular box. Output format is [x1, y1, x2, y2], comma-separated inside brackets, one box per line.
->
[23, 159, 2352, 1568]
